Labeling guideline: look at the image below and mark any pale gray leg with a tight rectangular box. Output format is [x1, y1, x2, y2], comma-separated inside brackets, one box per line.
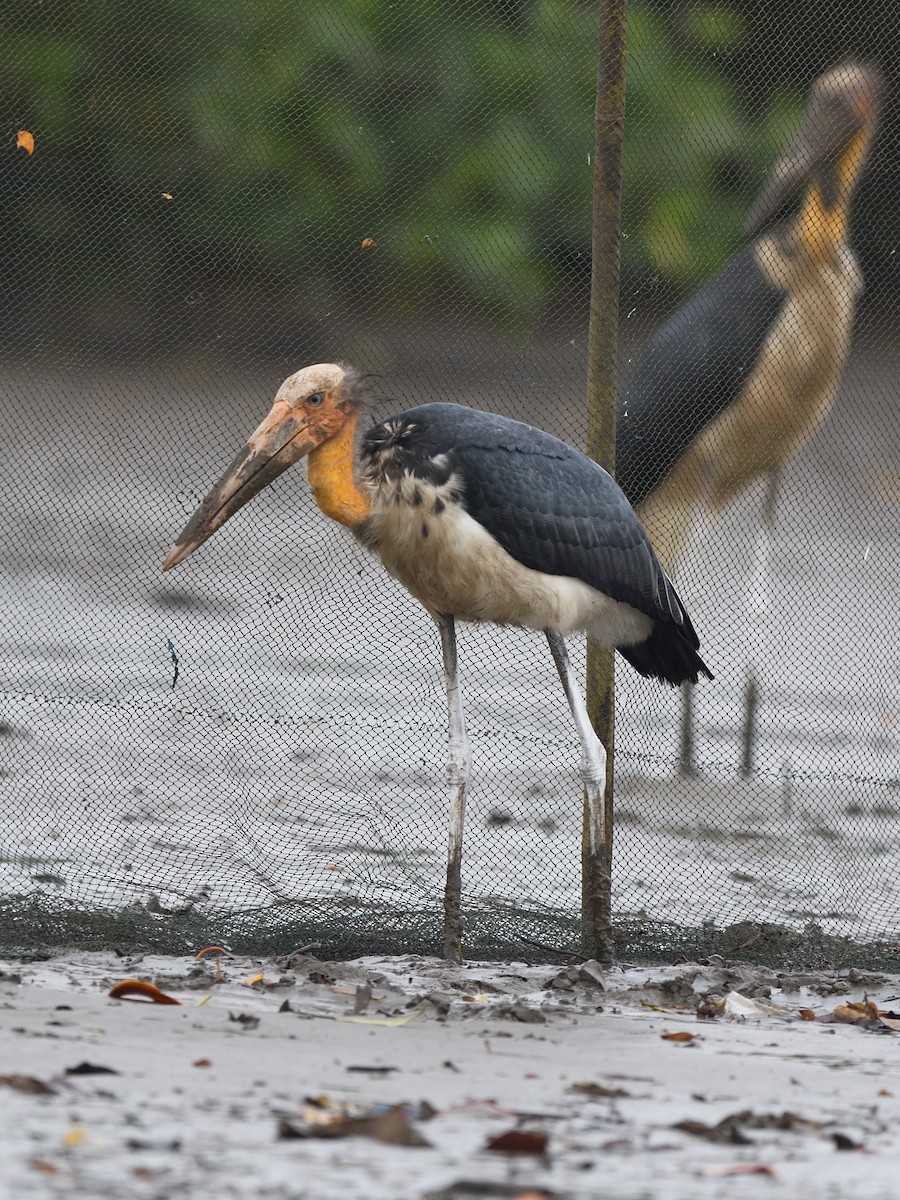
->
[545, 630, 608, 873]
[436, 614, 471, 964]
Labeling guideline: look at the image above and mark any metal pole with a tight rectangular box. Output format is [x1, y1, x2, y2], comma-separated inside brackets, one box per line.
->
[585, 0, 627, 964]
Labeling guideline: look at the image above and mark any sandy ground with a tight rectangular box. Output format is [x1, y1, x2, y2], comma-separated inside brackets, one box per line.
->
[3, 949, 900, 1200]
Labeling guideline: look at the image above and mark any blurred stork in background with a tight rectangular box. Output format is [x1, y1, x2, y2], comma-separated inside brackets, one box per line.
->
[616, 61, 883, 775]
[162, 363, 710, 962]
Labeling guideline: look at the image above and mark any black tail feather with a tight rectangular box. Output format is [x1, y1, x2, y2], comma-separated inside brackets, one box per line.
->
[617, 622, 713, 687]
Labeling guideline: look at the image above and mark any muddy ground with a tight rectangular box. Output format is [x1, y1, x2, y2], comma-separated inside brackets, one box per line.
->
[2, 949, 900, 1199]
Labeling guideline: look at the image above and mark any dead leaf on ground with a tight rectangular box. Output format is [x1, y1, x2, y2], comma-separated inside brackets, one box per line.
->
[278, 1104, 430, 1147]
[485, 1129, 549, 1156]
[675, 1109, 822, 1145]
[192, 1058, 212, 1068]
[833, 1131, 867, 1151]
[65, 1062, 119, 1076]
[799, 1007, 816, 1020]
[360, 237, 376, 249]
[825, 999, 895, 1032]
[28, 1159, 59, 1174]
[0, 1074, 56, 1095]
[569, 1081, 630, 1098]
[16, 130, 35, 155]
[705, 1163, 776, 1177]
[108, 980, 181, 1005]
[423, 1183, 560, 1200]
[661, 1030, 697, 1043]
[228, 1011, 260, 1030]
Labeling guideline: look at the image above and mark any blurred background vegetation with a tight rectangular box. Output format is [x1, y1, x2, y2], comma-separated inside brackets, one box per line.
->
[2, 0, 897, 356]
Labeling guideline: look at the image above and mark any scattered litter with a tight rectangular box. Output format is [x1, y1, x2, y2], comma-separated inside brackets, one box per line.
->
[64, 1062, 119, 1076]
[108, 980, 181, 1005]
[0, 1074, 55, 1095]
[704, 1163, 776, 1177]
[722, 990, 791, 1019]
[485, 1128, 549, 1157]
[278, 1103, 431, 1147]
[228, 1012, 260, 1030]
[337, 1006, 425, 1027]
[676, 1109, 823, 1144]
[569, 1081, 630, 1099]
[833, 1131, 867, 1151]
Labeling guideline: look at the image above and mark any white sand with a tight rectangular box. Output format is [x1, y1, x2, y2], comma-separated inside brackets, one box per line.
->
[2, 951, 900, 1199]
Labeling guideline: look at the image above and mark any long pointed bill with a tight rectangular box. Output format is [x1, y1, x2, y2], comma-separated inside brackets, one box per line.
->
[744, 102, 862, 238]
[161, 400, 325, 571]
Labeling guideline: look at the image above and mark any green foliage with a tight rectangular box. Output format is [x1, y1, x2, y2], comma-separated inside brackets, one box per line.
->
[0, 0, 853, 341]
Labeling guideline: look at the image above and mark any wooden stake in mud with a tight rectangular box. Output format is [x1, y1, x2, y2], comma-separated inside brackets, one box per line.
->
[585, 0, 627, 964]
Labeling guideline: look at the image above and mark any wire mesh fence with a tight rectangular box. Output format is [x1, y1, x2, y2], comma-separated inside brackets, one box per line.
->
[3, 0, 900, 967]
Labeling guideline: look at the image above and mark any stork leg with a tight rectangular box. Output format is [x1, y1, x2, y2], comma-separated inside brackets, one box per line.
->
[741, 467, 780, 776]
[436, 613, 471, 964]
[545, 630, 610, 956]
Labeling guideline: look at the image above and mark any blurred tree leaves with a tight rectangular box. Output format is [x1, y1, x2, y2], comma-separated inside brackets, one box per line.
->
[0, 0, 892, 347]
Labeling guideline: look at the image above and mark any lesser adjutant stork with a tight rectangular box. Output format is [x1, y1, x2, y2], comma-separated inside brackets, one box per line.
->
[616, 60, 883, 773]
[162, 363, 711, 960]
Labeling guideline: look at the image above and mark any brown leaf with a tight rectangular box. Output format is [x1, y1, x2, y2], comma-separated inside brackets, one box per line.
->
[28, 1159, 59, 1174]
[16, 130, 35, 155]
[799, 1007, 816, 1020]
[0, 1074, 55, 1095]
[485, 1129, 549, 1156]
[661, 1030, 697, 1042]
[108, 980, 181, 1005]
[569, 1081, 630, 1098]
[705, 1164, 776, 1177]
[192, 1058, 212, 1068]
[360, 237, 376, 249]
[878, 1089, 893, 1097]
[833, 1000, 880, 1024]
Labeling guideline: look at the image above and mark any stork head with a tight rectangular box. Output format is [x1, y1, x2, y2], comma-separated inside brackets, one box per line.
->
[744, 61, 884, 238]
[161, 362, 368, 571]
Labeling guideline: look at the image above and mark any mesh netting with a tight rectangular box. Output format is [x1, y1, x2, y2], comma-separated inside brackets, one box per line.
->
[2, 0, 900, 967]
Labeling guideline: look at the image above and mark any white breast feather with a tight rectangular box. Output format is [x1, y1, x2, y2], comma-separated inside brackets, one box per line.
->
[363, 472, 653, 648]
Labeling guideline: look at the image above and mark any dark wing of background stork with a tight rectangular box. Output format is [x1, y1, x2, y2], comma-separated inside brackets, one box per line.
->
[397, 404, 700, 648]
[616, 242, 787, 509]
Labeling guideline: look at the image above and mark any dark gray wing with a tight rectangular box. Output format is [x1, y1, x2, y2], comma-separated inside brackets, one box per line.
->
[387, 404, 697, 644]
[616, 242, 786, 508]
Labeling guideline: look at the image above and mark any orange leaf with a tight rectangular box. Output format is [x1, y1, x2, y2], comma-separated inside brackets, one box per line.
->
[192, 1058, 212, 1068]
[360, 237, 376, 249]
[108, 980, 181, 1005]
[661, 1031, 696, 1042]
[799, 1008, 816, 1021]
[16, 130, 35, 155]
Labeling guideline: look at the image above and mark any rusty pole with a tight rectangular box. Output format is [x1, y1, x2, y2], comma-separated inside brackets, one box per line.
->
[584, 0, 627, 963]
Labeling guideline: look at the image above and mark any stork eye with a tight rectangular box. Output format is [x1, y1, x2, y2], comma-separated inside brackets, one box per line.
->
[306, 392, 325, 408]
